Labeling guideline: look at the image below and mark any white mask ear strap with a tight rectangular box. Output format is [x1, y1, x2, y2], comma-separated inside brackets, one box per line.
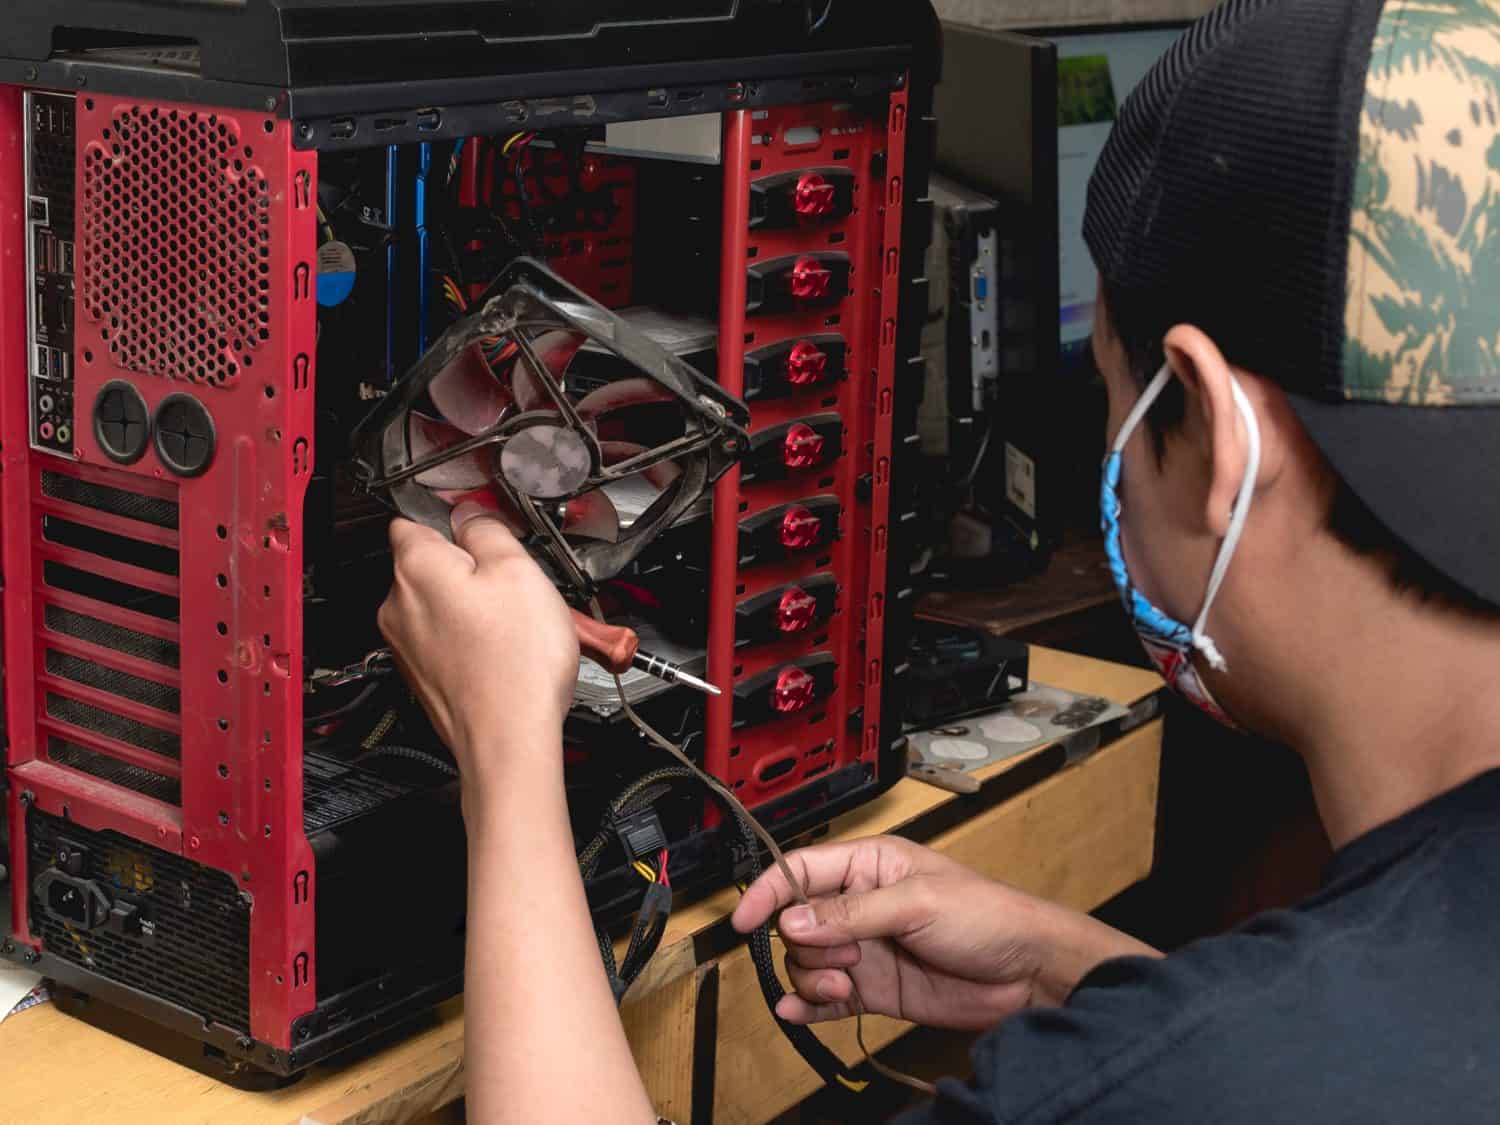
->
[1110, 363, 1175, 456]
[1190, 376, 1262, 670]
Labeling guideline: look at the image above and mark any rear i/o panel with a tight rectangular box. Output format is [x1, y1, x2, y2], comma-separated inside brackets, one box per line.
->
[25, 90, 76, 456]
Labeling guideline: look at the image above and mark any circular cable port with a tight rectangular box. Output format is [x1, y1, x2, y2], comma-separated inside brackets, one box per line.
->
[93, 380, 151, 465]
[153, 393, 217, 478]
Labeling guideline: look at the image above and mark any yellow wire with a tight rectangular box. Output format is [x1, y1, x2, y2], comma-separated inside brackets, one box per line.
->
[836, 1075, 871, 1094]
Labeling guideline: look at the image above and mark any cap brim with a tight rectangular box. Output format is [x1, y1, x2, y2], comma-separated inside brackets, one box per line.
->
[1288, 394, 1500, 606]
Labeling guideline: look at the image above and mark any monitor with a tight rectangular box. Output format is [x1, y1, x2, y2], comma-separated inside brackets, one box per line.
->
[1052, 26, 1188, 371]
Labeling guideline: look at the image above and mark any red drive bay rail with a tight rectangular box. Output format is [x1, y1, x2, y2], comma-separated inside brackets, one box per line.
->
[2, 91, 319, 1051]
[707, 92, 908, 815]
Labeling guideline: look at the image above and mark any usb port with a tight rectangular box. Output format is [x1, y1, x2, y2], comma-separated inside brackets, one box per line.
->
[54, 349, 69, 380]
[61, 241, 73, 275]
[34, 228, 49, 271]
[36, 345, 49, 378]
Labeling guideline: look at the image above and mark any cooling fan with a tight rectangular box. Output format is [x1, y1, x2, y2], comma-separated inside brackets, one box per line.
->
[354, 260, 751, 595]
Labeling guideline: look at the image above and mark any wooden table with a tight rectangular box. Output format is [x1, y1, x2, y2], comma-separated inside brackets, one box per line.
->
[0, 648, 1163, 1125]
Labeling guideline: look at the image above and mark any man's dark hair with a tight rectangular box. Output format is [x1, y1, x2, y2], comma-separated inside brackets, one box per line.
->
[1099, 279, 1495, 614]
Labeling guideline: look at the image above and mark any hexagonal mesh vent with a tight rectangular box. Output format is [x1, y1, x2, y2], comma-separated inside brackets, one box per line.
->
[81, 104, 271, 387]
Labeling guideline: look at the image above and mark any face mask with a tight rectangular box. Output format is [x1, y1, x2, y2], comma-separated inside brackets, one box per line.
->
[1101, 363, 1261, 727]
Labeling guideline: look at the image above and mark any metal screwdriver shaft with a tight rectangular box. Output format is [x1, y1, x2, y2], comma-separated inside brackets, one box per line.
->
[631, 651, 721, 697]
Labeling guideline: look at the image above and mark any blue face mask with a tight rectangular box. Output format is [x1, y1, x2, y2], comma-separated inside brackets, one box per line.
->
[1101, 364, 1262, 727]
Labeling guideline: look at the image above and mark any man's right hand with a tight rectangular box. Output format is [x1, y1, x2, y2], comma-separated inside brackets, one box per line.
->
[730, 837, 1161, 1030]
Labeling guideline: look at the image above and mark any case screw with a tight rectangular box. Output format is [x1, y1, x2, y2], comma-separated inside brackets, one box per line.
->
[236, 1036, 253, 1052]
[74, 74, 87, 88]
[24, 950, 41, 965]
[263, 97, 277, 112]
[19, 790, 33, 806]
[24, 67, 36, 81]
[2, 940, 14, 955]
[297, 1025, 312, 1041]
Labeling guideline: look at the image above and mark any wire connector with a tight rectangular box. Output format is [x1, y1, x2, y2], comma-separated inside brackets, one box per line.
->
[612, 807, 667, 865]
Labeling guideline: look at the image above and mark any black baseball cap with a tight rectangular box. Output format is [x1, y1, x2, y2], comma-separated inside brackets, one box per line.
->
[1085, 0, 1500, 606]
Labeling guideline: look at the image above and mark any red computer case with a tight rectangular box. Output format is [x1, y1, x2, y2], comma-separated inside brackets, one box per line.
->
[0, 0, 939, 1078]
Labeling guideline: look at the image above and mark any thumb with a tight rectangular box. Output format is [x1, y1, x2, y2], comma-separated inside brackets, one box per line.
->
[778, 882, 931, 948]
[452, 502, 525, 568]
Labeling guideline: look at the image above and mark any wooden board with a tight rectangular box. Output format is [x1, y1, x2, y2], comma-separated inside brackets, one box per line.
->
[934, 0, 1219, 31]
[0, 649, 1162, 1124]
[711, 720, 1162, 1124]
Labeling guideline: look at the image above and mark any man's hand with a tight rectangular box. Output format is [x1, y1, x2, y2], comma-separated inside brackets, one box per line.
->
[377, 503, 580, 795]
[731, 836, 1161, 1031]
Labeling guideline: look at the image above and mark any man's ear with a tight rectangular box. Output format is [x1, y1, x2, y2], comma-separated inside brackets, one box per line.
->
[1162, 326, 1260, 539]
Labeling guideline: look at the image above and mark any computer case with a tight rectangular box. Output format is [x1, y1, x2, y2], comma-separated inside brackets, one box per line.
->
[928, 30, 1063, 579]
[0, 0, 940, 1080]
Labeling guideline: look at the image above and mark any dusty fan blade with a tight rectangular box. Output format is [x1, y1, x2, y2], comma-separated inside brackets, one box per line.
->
[562, 489, 622, 542]
[576, 378, 678, 423]
[409, 413, 495, 490]
[433, 488, 530, 535]
[429, 343, 512, 437]
[513, 329, 587, 413]
[600, 441, 686, 492]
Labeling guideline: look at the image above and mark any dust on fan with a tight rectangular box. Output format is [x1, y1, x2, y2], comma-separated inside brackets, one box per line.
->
[354, 260, 750, 596]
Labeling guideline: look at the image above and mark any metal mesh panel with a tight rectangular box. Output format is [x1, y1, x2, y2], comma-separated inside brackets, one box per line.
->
[40, 470, 179, 530]
[42, 515, 179, 577]
[27, 808, 249, 1032]
[46, 738, 181, 805]
[304, 755, 411, 835]
[81, 104, 270, 387]
[42, 562, 180, 623]
[45, 693, 181, 759]
[43, 605, 180, 669]
[44, 650, 180, 714]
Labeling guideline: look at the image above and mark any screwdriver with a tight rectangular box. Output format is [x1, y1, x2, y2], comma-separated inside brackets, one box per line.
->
[571, 610, 721, 697]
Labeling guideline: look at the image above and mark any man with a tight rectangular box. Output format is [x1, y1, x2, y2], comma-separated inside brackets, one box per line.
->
[377, 0, 1500, 1120]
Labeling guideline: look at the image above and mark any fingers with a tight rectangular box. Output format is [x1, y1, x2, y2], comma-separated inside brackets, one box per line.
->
[732, 842, 866, 933]
[774, 994, 856, 1026]
[786, 960, 854, 1005]
[786, 941, 862, 971]
[775, 880, 933, 949]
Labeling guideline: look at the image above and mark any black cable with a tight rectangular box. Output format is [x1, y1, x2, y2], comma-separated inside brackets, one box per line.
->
[808, 0, 835, 34]
[303, 680, 384, 728]
[361, 745, 461, 779]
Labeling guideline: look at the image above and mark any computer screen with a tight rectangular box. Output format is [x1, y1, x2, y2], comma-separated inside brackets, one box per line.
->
[1054, 26, 1186, 370]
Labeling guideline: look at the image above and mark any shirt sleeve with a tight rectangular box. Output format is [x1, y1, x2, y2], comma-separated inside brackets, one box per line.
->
[892, 953, 1232, 1125]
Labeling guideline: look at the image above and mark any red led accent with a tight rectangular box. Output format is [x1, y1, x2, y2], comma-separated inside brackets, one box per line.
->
[786, 340, 829, 386]
[780, 506, 823, 551]
[790, 256, 832, 301]
[772, 667, 817, 714]
[783, 423, 826, 470]
[777, 588, 820, 634]
[794, 173, 837, 219]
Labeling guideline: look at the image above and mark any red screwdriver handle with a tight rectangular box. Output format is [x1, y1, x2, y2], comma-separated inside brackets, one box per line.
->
[572, 609, 641, 675]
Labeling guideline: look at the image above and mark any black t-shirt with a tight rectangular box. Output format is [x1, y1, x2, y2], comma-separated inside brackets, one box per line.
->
[901, 768, 1500, 1124]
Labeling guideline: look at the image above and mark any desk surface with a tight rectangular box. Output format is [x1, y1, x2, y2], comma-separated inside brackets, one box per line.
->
[0, 648, 1162, 1125]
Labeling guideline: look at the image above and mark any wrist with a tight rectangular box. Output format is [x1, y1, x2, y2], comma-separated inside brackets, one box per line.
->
[1032, 905, 1162, 1006]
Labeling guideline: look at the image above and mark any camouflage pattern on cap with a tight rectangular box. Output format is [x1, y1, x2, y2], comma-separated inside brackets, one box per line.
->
[1345, 0, 1500, 405]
